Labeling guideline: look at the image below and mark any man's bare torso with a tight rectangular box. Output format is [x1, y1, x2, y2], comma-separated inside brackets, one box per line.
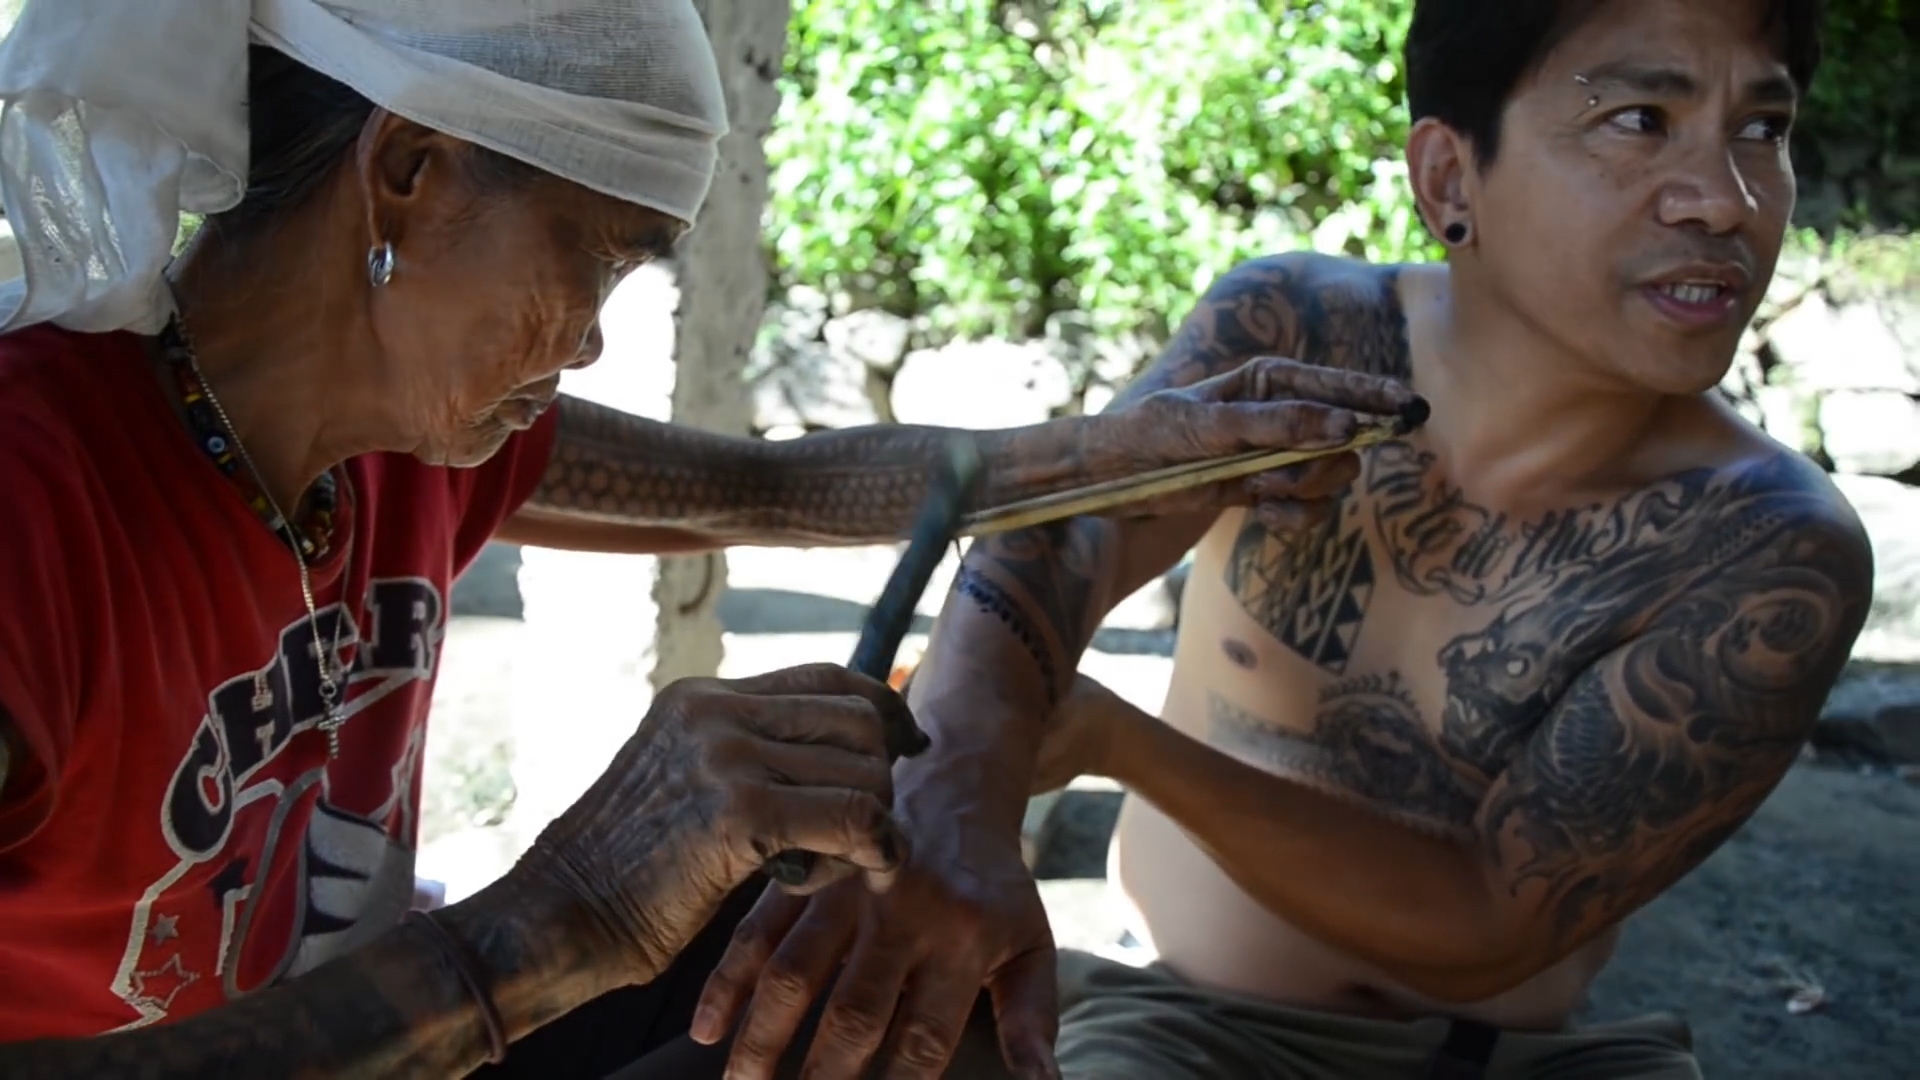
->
[1112, 260, 1825, 1030]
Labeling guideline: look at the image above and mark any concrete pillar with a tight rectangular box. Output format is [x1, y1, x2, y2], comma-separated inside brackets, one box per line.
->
[650, 0, 792, 688]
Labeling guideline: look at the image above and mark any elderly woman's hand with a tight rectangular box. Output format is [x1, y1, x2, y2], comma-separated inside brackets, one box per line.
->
[511, 663, 911, 987]
[1077, 355, 1418, 531]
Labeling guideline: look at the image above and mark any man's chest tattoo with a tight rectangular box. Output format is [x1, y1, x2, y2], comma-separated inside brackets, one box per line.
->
[1219, 444, 1771, 811]
[1365, 443, 1644, 605]
[1209, 676, 1481, 836]
[1223, 518, 1376, 674]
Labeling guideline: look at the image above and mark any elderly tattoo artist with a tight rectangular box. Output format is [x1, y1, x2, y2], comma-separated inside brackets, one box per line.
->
[0, 2, 1411, 1077]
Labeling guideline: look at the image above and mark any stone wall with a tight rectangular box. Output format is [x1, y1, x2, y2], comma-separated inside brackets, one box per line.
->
[1718, 251, 1920, 665]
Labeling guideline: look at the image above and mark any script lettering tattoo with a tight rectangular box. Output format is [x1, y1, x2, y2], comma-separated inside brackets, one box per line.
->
[1366, 442, 1638, 606]
[1209, 679, 1480, 837]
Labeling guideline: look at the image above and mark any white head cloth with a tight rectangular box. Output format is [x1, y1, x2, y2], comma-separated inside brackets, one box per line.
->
[0, 0, 728, 335]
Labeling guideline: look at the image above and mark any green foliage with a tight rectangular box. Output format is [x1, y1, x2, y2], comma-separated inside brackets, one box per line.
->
[1794, 0, 1920, 230]
[767, 0, 1427, 347]
[769, 0, 1919, 352]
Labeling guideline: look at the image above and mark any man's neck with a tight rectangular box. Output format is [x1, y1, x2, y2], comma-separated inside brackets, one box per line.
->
[165, 225, 389, 516]
[1415, 264, 1671, 503]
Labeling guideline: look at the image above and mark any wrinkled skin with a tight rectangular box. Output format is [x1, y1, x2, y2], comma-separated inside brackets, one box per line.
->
[518, 664, 919, 982]
[168, 108, 685, 511]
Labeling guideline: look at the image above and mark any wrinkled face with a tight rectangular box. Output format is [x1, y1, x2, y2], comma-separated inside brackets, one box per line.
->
[364, 137, 684, 466]
[1464, 0, 1800, 393]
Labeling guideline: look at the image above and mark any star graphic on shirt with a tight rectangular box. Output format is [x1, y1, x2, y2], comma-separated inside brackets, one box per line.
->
[148, 914, 180, 944]
[127, 955, 200, 1013]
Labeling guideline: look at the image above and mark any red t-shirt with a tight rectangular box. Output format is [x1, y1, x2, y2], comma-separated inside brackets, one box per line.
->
[0, 326, 559, 1039]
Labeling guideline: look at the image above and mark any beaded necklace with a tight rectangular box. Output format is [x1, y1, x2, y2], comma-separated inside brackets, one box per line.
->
[157, 315, 354, 757]
[157, 319, 340, 562]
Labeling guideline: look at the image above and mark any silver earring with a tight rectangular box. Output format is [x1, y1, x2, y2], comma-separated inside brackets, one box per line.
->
[367, 241, 395, 288]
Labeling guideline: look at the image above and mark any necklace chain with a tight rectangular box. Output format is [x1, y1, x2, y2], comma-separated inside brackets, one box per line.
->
[163, 316, 352, 759]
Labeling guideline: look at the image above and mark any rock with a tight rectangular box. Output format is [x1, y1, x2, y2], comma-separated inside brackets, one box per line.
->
[1163, 559, 1193, 614]
[749, 288, 888, 431]
[450, 543, 525, 619]
[1764, 292, 1920, 394]
[824, 309, 912, 373]
[1818, 661, 1920, 765]
[0, 219, 19, 282]
[1818, 391, 1920, 477]
[1753, 385, 1821, 456]
[750, 339, 882, 430]
[1104, 577, 1178, 632]
[1718, 345, 1770, 429]
[890, 340, 1073, 429]
[1882, 706, 1920, 763]
[1832, 475, 1920, 662]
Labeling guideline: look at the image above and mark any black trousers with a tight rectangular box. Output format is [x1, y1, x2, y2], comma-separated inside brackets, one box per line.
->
[471, 879, 1009, 1080]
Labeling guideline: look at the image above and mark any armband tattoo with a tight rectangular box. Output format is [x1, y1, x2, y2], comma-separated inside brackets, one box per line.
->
[954, 566, 1061, 704]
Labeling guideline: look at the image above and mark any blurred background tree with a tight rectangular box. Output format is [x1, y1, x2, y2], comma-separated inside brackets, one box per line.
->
[766, 0, 1918, 361]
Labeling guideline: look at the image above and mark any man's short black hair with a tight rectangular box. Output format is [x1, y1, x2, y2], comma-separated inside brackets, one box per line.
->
[1405, 0, 1826, 164]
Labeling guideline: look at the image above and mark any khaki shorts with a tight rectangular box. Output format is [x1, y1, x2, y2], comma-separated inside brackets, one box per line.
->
[1050, 950, 1701, 1080]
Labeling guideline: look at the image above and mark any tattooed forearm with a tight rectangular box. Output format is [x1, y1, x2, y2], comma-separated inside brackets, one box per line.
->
[1, 888, 598, 1079]
[522, 397, 1134, 547]
[524, 397, 953, 545]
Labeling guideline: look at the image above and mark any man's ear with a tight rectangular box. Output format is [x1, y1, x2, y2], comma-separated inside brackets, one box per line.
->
[352, 109, 467, 252]
[1406, 117, 1478, 243]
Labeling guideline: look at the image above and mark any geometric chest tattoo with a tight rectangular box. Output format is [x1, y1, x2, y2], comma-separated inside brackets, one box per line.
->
[1224, 518, 1375, 674]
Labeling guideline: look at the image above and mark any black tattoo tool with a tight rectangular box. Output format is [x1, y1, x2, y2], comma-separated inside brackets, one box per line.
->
[764, 436, 986, 887]
[958, 395, 1431, 537]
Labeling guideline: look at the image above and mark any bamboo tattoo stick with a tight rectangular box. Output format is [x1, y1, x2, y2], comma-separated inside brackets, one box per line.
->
[959, 396, 1430, 537]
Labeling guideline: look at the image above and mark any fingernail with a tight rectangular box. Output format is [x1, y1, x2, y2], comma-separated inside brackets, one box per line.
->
[691, 1004, 721, 1044]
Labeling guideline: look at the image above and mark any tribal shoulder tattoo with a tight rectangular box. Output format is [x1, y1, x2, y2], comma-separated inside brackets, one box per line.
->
[960, 253, 1411, 697]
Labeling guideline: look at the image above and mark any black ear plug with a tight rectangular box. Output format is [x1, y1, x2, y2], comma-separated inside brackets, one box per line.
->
[1443, 222, 1468, 244]
[1395, 395, 1432, 435]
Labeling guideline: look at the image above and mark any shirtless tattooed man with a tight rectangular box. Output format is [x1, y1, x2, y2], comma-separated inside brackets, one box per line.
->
[688, 1, 1875, 1078]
